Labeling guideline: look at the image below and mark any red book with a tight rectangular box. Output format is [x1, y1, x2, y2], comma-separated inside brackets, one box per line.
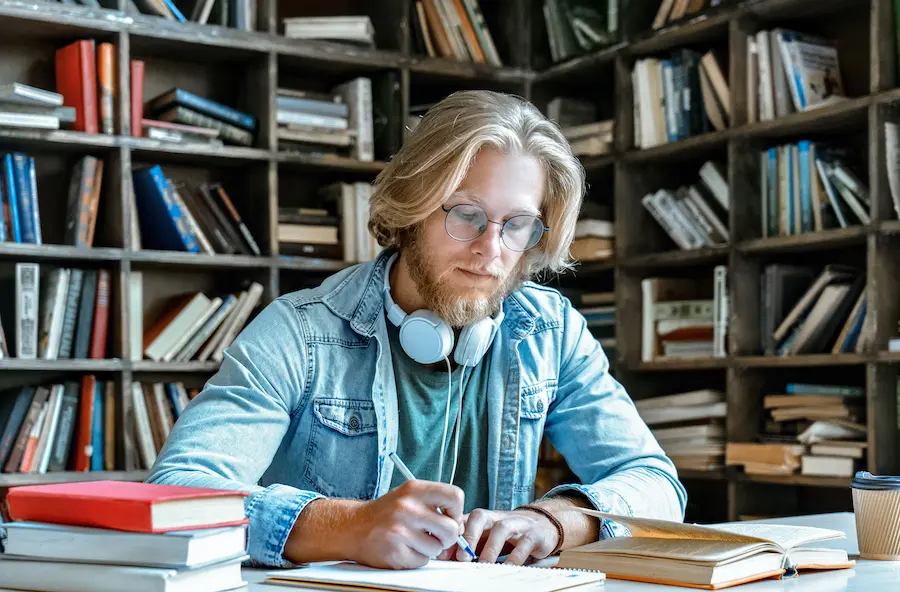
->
[130, 60, 144, 138]
[7, 480, 249, 533]
[89, 269, 110, 359]
[55, 40, 98, 134]
[73, 375, 96, 472]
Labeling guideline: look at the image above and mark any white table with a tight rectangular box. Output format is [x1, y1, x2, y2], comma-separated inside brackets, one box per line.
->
[242, 512, 900, 590]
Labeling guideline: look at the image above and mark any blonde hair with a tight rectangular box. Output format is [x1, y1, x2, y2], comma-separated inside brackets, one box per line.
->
[369, 90, 585, 276]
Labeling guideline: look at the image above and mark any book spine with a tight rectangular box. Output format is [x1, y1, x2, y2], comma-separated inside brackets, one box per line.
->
[215, 185, 262, 256]
[37, 268, 67, 360]
[3, 154, 21, 243]
[64, 157, 89, 246]
[74, 375, 96, 472]
[73, 270, 98, 359]
[131, 383, 156, 469]
[4, 387, 49, 473]
[169, 182, 215, 255]
[164, 106, 253, 146]
[91, 380, 105, 471]
[47, 381, 80, 472]
[12, 154, 39, 244]
[16, 262, 39, 359]
[798, 141, 812, 232]
[85, 159, 104, 247]
[199, 184, 247, 254]
[0, 166, 6, 242]
[36, 385, 64, 473]
[175, 295, 237, 362]
[19, 402, 47, 473]
[89, 269, 110, 359]
[130, 60, 145, 138]
[0, 387, 36, 469]
[98, 42, 115, 134]
[57, 268, 83, 359]
[104, 380, 115, 471]
[335, 78, 374, 161]
[174, 88, 256, 131]
[713, 265, 728, 357]
[211, 283, 263, 361]
[56, 40, 98, 134]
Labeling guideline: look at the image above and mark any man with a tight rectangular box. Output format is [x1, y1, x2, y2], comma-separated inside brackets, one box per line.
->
[146, 90, 686, 569]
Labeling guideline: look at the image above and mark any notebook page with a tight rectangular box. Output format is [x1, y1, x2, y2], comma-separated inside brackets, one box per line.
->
[266, 560, 606, 592]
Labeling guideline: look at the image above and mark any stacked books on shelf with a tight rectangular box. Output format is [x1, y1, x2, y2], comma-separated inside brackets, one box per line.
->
[726, 383, 866, 478]
[132, 165, 261, 256]
[761, 264, 868, 356]
[55, 39, 119, 134]
[747, 28, 845, 123]
[643, 160, 729, 250]
[139, 283, 265, 365]
[0, 83, 74, 131]
[121, 0, 256, 31]
[0, 481, 248, 591]
[542, 0, 617, 63]
[652, 0, 724, 31]
[277, 78, 374, 161]
[635, 389, 727, 472]
[547, 95, 614, 157]
[0, 376, 123, 475]
[411, 0, 502, 66]
[760, 142, 868, 238]
[144, 88, 256, 147]
[571, 202, 614, 263]
[0, 265, 111, 361]
[283, 15, 374, 45]
[633, 49, 729, 148]
[295, 181, 379, 263]
[641, 266, 728, 362]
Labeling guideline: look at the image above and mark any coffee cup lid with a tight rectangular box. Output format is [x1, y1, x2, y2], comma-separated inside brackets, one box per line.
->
[852, 471, 900, 491]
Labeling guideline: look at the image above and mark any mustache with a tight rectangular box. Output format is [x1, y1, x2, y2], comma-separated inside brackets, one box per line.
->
[445, 262, 506, 280]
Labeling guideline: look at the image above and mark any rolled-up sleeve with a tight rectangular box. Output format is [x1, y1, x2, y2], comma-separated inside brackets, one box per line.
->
[541, 296, 687, 537]
[145, 297, 322, 567]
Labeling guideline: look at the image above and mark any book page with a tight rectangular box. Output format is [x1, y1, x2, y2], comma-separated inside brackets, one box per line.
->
[704, 523, 844, 550]
[266, 560, 606, 592]
[568, 537, 777, 564]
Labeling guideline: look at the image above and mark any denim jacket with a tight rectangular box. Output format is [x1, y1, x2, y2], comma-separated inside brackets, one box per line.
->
[145, 249, 687, 567]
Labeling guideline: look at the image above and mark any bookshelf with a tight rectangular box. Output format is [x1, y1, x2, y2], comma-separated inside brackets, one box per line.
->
[0, 0, 897, 526]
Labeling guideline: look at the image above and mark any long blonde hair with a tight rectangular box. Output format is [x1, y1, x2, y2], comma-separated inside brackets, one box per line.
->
[369, 90, 584, 276]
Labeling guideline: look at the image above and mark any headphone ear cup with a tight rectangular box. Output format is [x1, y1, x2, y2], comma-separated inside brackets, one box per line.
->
[454, 317, 498, 367]
[399, 310, 454, 365]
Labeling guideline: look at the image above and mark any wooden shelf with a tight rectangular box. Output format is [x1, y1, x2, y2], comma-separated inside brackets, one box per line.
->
[278, 256, 350, 272]
[0, 470, 148, 488]
[734, 354, 868, 368]
[620, 246, 729, 269]
[735, 95, 870, 141]
[876, 352, 900, 363]
[737, 226, 869, 254]
[129, 138, 271, 164]
[406, 57, 529, 83]
[276, 152, 386, 174]
[131, 361, 221, 373]
[0, 243, 124, 264]
[677, 469, 727, 481]
[534, 44, 623, 83]
[878, 220, 900, 234]
[0, 128, 121, 152]
[568, 259, 616, 275]
[737, 473, 853, 488]
[0, 359, 125, 372]
[129, 250, 272, 270]
[580, 154, 617, 172]
[633, 357, 729, 371]
[625, 9, 732, 57]
[623, 130, 729, 164]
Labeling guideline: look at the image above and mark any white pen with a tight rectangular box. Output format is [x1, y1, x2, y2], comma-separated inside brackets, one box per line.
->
[388, 451, 478, 560]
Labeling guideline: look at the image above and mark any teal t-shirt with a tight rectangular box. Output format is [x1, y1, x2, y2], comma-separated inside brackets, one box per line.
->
[387, 320, 491, 513]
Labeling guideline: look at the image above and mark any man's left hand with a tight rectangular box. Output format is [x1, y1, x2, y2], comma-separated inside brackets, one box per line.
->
[438, 508, 560, 565]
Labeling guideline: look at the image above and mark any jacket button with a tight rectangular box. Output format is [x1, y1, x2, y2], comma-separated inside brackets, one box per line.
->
[537, 400, 544, 412]
[349, 416, 360, 431]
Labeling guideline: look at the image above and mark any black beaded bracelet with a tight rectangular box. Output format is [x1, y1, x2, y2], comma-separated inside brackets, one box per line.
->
[515, 504, 565, 556]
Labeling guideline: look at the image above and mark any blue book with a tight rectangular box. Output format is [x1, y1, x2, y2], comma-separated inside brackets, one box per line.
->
[133, 166, 198, 253]
[12, 153, 40, 244]
[838, 300, 866, 353]
[90, 381, 104, 471]
[148, 88, 256, 131]
[798, 141, 813, 232]
[0, 387, 36, 468]
[785, 383, 864, 396]
[165, 383, 183, 420]
[3, 154, 21, 243]
[0, 162, 6, 242]
[161, 0, 187, 22]
[787, 145, 795, 235]
[766, 148, 778, 236]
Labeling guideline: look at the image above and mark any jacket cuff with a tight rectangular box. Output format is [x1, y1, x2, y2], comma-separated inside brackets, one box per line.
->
[542, 483, 630, 539]
[246, 484, 324, 567]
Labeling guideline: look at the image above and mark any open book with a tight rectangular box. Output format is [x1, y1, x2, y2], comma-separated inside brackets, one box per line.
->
[557, 510, 854, 590]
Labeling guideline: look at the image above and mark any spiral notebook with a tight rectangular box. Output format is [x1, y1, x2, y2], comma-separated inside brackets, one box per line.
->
[264, 559, 605, 591]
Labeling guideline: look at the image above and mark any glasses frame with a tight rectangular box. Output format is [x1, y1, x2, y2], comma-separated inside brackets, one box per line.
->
[441, 203, 550, 252]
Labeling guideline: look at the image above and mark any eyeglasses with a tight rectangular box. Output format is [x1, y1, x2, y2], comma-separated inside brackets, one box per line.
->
[441, 203, 550, 252]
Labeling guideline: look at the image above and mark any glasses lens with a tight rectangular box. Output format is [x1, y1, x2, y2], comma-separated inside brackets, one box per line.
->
[445, 204, 488, 241]
[502, 215, 545, 251]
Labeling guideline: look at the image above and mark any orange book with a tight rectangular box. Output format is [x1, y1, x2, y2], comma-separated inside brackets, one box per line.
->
[72, 375, 96, 472]
[17, 403, 48, 473]
[558, 510, 855, 590]
[55, 40, 98, 133]
[97, 42, 116, 134]
[451, 0, 485, 63]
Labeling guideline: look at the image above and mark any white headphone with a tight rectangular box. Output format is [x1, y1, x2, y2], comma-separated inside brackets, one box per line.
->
[382, 252, 504, 367]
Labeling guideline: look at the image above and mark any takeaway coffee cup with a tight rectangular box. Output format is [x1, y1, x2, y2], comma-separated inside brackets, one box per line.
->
[852, 471, 900, 560]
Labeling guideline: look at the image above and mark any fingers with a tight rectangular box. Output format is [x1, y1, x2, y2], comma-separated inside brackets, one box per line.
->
[407, 507, 461, 550]
[458, 508, 493, 562]
[503, 536, 537, 566]
[400, 480, 465, 521]
[402, 528, 446, 559]
[477, 519, 516, 564]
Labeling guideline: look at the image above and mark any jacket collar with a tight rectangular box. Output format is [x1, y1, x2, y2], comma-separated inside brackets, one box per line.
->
[320, 248, 539, 339]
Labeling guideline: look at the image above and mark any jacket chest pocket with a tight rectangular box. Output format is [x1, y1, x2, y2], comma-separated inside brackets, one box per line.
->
[514, 381, 555, 495]
[305, 398, 379, 500]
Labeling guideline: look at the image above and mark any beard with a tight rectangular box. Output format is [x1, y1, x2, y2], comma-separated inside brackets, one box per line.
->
[404, 231, 530, 327]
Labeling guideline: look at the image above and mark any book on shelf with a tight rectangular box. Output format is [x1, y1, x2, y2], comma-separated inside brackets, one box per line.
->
[0, 480, 249, 592]
[749, 27, 845, 123]
[641, 266, 728, 362]
[55, 39, 124, 134]
[542, 0, 617, 63]
[306, 182, 381, 263]
[0, 82, 73, 131]
[558, 509, 853, 589]
[642, 160, 728, 250]
[144, 87, 256, 147]
[126, 0, 254, 30]
[283, 15, 375, 46]
[652, 0, 721, 31]
[882, 108, 900, 221]
[546, 96, 615, 156]
[632, 49, 728, 148]
[635, 389, 726, 471]
[571, 202, 614, 262]
[410, 0, 502, 66]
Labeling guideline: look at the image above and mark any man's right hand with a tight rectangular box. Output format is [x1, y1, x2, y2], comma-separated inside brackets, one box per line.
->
[346, 480, 465, 569]
[285, 480, 465, 569]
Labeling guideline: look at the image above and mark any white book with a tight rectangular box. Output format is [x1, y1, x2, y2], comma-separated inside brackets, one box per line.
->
[33, 384, 63, 474]
[885, 120, 900, 220]
[756, 30, 775, 121]
[769, 30, 795, 117]
[0, 112, 59, 129]
[211, 283, 264, 362]
[713, 264, 728, 358]
[0, 82, 63, 106]
[197, 290, 247, 362]
[801, 454, 855, 477]
[144, 293, 213, 362]
[687, 186, 729, 241]
[38, 268, 70, 360]
[162, 296, 223, 362]
[276, 110, 348, 130]
[16, 263, 40, 359]
[635, 389, 725, 410]
[175, 295, 239, 363]
[131, 382, 157, 469]
[354, 182, 373, 261]
[332, 77, 373, 161]
[699, 161, 729, 211]
[639, 401, 728, 426]
[130, 272, 143, 361]
[747, 36, 758, 124]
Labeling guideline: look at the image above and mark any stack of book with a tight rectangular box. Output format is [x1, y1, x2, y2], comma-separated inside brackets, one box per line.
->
[762, 264, 868, 356]
[727, 383, 866, 478]
[642, 161, 729, 250]
[277, 207, 340, 261]
[652, 0, 724, 31]
[0, 376, 120, 475]
[276, 79, 374, 162]
[542, 0, 616, 63]
[760, 142, 869, 237]
[563, 119, 614, 157]
[0, 265, 111, 361]
[0, 481, 248, 591]
[641, 266, 728, 361]
[547, 96, 597, 129]
[635, 389, 727, 472]
[633, 49, 729, 148]
[312, 181, 379, 263]
[140, 283, 265, 365]
[283, 15, 375, 46]
[410, 0, 502, 66]
[747, 28, 845, 123]
[55, 39, 120, 134]
[144, 88, 256, 147]
[132, 165, 261, 256]
[0, 83, 74, 131]
[571, 204, 614, 263]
